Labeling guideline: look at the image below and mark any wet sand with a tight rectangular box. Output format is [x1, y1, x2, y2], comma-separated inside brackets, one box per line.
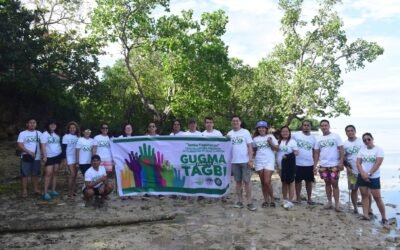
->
[0, 141, 399, 249]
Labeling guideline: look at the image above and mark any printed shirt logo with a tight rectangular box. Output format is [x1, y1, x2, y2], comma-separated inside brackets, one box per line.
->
[69, 138, 78, 145]
[319, 139, 336, 149]
[98, 140, 110, 148]
[345, 145, 361, 155]
[255, 140, 270, 149]
[232, 136, 244, 145]
[279, 145, 289, 152]
[47, 136, 60, 144]
[82, 145, 92, 152]
[362, 154, 376, 163]
[25, 136, 39, 143]
[297, 139, 312, 151]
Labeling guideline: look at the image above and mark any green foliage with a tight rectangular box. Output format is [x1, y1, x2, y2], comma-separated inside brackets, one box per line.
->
[254, 0, 384, 126]
[0, 0, 100, 129]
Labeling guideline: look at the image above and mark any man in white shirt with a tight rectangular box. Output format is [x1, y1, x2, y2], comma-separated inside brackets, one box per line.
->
[227, 115, 256, 211]
[201, 117, 223, 137]
[344, 125, 364, 213]
[292, 120, 316, 204]
[314, 120, 344, 212]
[17, 117, 42, 198]
[184, 118, 202, 136]
[83, 155, 113, 205]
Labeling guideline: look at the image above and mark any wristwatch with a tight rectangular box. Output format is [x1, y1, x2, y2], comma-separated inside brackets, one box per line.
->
[367, 172, 371, 176]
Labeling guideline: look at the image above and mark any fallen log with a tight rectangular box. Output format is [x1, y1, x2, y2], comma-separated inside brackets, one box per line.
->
[0, 213, 176, 233]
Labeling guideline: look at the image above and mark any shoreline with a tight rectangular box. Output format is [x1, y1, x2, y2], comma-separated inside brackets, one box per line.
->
[0, 141, 399, 249]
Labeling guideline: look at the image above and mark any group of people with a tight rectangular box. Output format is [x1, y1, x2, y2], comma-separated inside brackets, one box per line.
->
[16, 116, 387, 223]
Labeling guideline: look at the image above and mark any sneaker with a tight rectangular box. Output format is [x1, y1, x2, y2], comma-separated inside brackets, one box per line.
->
[270, 201, 276, 207]
[261, 202, 269, 208]
[48, 191, 59, 197]
[233, 202, 244, 208]
[247, 203, 257, 211]
[43, 192, 52, 201]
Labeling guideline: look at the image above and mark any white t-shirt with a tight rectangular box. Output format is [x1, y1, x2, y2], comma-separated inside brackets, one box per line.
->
[227, 128, 253, 163]
[170, 131, 185, 136]
[40, 131, 62, 158]
[357, 146, 384, 179]
[314, 133, 343, 167]
[344, 138, 364, 174]
[183, 131, 202, 136]
[17, 130, 42, 160]
[84, 166, 107, 189]
[62, 134, 78, 162]
[277, 139, 298, 169]
[253, 135, 278, 170]
[201, 129, 223, 137]
[292, 132, 315, 167]
[76, 137, 94, 164]
[93, 134, 112, 161]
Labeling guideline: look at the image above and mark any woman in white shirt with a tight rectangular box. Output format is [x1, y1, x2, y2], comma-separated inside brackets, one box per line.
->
[76, 129, 95, 176]
[357, 132, 387, 224]
[252, 121, 278, 207]
[40, 120, 62, 201]
[277, 126, 298, 205]
[93, 123, 113, 176]
[62, 121, 80, 197]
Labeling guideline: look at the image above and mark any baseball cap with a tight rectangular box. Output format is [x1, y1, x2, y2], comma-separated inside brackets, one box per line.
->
[255, 121, 268, 129]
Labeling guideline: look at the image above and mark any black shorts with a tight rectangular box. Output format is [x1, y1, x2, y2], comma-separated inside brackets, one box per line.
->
[357, 176, 381, 189]
[295, 166, 315, 183]
[79, 164, 91, 175]
[45, 154, 62, 166]
[83, 186, 101, 195]
[281, 164, 295, 184]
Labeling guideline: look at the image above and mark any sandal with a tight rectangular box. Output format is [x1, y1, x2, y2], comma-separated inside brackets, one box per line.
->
[335, 207, 343, 213]
[381, 219, 388, 224]
[270, 202, 276, 207]
[324, 204, 333, 210]
[261, 202, 269, 208]
[307, 200, 316, 205]
[359, 216, 370, 221]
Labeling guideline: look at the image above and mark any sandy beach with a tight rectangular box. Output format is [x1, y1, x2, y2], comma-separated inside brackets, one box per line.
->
[0, 141, 398, 249]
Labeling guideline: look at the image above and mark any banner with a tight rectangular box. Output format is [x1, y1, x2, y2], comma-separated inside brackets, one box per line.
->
[111, 136, 232, 197]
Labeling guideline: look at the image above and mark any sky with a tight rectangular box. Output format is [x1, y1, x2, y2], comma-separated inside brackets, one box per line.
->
[98, 0, 400, 151]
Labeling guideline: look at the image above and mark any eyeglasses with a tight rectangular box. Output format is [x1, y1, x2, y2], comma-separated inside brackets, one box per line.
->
[363, 138, 372, 143]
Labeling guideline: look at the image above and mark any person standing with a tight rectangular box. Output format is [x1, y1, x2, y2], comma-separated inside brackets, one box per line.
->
[76, 129, 95, 175]
[227, 115, 256, 211]
[184, 118, 202, 136]
[146, 122, 159, 136]
[40, 120, 63, 201]
[252, 121, 278, 208]
[120, 123, 134, 138]
[277, 126, 298, 205]
[62, 121, 80, 197]
[17, 117, 42, 198]
[314, 120, 344, 212]
[357, 133, 387, 223]
[170, 120, 185, 136]
[343, 125, 364, 213]
[93, 123, 113, 177]
[292, 120, 316, 205]
[201, 117, 223, 137]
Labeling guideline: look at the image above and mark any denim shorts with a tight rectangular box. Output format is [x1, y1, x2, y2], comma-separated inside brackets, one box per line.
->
[357, 175, 381, 189]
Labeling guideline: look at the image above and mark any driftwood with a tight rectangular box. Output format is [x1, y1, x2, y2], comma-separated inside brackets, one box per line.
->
[0, 213, 176, 233]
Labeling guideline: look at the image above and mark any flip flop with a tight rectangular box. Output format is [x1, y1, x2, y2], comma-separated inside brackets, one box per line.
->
[307, 201, 316, 205]
[335, 207, 343, 213]
[359, 216, 370, 221]
[324, 204, 333, 209]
